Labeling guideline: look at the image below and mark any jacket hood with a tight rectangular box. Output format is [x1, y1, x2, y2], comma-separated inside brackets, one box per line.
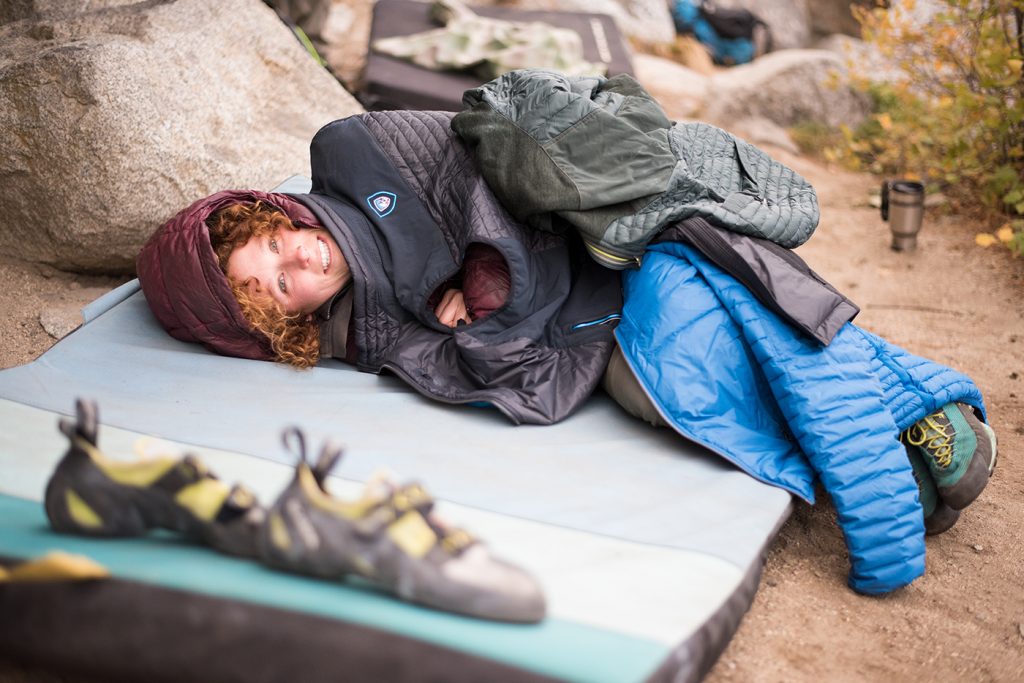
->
[136, 189, 321, 361]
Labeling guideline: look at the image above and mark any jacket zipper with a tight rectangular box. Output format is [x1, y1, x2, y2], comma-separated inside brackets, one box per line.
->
[571, 313, 622, 330]
[582, 239, 642, 270]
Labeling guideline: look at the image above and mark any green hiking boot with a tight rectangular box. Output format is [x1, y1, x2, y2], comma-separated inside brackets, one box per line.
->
[259, 428, 546, 623]
[905, 443, 959, 535]
[904, 402, 997, 510]
[44, 399, 264, 558]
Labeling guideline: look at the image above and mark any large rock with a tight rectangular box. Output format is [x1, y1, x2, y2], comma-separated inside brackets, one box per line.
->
[816, 1, 950, 92]
[481, 0, 676, 45]
[728, 117, 799, 155]
[703, 49, 870, 130]
[1, 1, 143, 25]
[815, 33, 902, 84]
[0, 0, 363, 273]
[632, 53, 708, 120]
[806, 0, 875, 38]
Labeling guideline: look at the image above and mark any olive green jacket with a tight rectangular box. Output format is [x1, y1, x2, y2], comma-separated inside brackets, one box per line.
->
[452, 69, 820, 268]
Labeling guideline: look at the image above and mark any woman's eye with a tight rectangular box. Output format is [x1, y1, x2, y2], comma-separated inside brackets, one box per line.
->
[278, 274, 287, 294]
[269, 238, 279, 253]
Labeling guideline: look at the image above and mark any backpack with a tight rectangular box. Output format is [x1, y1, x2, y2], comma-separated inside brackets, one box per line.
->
[670, 0, 771, 65]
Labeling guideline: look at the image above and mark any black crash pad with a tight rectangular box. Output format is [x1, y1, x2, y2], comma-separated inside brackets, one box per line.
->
[361, 0, 634, 111]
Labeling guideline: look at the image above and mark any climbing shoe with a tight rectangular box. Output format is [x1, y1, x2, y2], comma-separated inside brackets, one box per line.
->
[44, 399, 264, 558]
[259, 428, 547, 623]
[903, 402, 997, 510]
[904, 443, 959, 535]
[0, 551, 109, 583]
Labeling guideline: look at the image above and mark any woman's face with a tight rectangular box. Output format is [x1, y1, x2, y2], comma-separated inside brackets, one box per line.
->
[227, 227, 349, 315]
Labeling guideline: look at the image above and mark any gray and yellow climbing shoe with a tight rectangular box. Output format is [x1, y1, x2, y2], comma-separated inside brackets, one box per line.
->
[259, 428, 546, 623]
[44, 399, 264, 558]
[904, 402, 998, 510]
[905, 443, 959, 535]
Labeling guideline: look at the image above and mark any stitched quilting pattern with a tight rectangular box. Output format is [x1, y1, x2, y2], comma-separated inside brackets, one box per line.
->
[601, 123, 819, 255]
[362, 111, 562, 254]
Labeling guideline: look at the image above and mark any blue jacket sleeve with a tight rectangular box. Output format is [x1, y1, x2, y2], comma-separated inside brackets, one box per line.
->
[692, 253, 926, 594]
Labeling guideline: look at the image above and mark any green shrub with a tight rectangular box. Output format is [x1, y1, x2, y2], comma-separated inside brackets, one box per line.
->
[838, 0, 1024, 255]
[790, 120, 846, 157]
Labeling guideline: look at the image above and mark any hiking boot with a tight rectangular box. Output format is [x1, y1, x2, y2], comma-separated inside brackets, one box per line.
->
[259, 428, 546, 623]
[903, 402, 998, 510]
[44, 399, 264, 558]
[905, 443, 959, 535]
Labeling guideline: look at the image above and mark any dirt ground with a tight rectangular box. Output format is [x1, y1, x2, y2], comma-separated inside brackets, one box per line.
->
[2, 6, 1023, 680]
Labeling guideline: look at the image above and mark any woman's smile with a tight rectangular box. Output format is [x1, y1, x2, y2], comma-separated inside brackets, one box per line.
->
[316, 236, 331, 273]
[227, 228, 349, 316]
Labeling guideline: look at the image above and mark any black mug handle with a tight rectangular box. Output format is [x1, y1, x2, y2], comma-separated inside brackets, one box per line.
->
[880, 181, 890, 221]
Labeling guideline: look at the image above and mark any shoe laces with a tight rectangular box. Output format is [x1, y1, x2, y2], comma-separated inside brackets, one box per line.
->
[905, 411, 954, 469]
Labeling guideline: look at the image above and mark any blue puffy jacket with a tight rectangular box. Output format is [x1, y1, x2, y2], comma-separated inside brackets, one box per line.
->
[616, 242, 986, 594]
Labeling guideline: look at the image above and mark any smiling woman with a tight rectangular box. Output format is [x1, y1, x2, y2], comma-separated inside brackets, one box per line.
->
[205, 202, 332, 368]
[179, 196, 489, 370]
[219, 205, 349, 315]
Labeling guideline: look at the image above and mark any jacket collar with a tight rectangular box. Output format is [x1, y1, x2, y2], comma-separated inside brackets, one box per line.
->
[314, 277, 352, 322]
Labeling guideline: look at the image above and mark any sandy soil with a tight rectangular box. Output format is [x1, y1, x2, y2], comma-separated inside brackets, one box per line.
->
[2, 5, 1023, 679]
[0, 259, 126, 371]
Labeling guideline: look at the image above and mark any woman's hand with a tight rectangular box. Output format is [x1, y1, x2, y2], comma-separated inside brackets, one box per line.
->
[434, 288, 471, 328]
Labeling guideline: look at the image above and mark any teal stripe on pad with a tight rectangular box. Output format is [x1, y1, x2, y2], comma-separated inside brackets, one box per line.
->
[0, 494, 667, 683]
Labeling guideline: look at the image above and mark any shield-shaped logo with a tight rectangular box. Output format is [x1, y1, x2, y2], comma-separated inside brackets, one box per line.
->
[367, 191, 397, 218]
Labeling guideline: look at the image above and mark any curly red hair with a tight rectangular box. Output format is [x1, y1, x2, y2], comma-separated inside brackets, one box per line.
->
[207, 202, 320, 368]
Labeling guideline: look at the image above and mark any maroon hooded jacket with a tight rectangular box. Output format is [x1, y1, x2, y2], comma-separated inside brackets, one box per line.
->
[135, 189, 323, 361]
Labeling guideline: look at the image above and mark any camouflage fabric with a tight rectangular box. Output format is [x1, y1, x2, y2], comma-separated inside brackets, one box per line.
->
[371, 0, 606, 80]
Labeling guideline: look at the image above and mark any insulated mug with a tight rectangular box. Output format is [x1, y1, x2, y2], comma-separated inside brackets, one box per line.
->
[880, 180, 925, 251]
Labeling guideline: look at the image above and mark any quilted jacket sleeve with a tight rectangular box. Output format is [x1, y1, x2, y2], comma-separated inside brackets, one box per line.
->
[452, 69, 676, 224]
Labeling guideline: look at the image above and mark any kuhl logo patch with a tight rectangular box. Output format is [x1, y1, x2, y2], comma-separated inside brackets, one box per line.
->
[367, 191, 397, 218]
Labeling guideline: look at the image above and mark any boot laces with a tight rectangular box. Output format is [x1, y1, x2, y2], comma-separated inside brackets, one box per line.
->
[906, 412, 954, 469]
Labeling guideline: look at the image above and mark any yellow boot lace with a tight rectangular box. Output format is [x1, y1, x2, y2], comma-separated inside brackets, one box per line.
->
[905, 411, 954, 469]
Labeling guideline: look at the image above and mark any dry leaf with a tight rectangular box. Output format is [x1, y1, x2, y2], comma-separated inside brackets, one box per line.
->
[975, 233, 997, 247]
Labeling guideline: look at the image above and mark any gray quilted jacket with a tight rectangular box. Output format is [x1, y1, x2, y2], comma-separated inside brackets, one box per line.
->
[291, 111, 622, 425]
[452, 69, 820, 267]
